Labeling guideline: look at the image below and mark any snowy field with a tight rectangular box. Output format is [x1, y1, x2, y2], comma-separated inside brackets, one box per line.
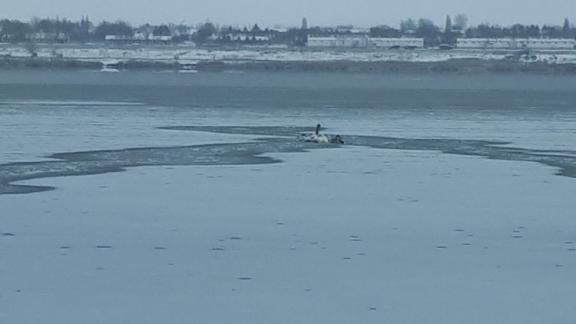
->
[2, 43, 576, 64]
[1, 71, 575, 323]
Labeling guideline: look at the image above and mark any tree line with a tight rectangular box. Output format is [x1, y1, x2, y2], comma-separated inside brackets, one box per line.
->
[0, 17, 193, 43]
[370, 17, 575, 46]
[1, 16, 575, 47]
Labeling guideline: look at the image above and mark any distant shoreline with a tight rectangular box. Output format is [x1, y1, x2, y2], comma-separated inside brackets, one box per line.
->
[2, 56, 576, 74]
[231, 59, 576, 74]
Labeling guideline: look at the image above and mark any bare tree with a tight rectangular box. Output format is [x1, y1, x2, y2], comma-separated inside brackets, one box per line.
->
[400, 19, 417, 33]
[453, 14, 468, 31]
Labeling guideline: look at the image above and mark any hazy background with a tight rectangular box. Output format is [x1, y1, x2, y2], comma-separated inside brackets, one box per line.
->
[2, 0, 575, 27]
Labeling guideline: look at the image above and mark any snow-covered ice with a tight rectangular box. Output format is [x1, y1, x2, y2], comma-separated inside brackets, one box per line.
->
[1, 146, 575, 324]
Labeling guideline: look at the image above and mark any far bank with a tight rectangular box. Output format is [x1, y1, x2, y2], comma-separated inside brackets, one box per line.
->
[2, 56, 576, 74]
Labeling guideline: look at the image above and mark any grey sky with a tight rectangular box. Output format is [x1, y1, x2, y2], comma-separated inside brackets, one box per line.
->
[3, 0, 575, 27]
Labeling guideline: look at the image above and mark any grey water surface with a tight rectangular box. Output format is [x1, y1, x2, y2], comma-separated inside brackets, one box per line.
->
[1, 70, 575, 194]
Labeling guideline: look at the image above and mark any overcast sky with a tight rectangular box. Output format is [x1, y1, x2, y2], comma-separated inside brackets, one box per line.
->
[3, 0, 575, 27]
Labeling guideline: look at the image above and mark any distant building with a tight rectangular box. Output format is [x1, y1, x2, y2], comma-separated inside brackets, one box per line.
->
[334, 25, 370, 34]
[150, 35, 173, 42]
[307, 35, 368, 48]
[221, 32, 271, 42]
[104, 35, 133, 42]
[307, 35, 424, 49]
[269, 25, 289, 33]
[457, 38, 576, 50]
[105, 34, 173, 43]
[369, 38, 424, 49]
[31, 32, 69, 42]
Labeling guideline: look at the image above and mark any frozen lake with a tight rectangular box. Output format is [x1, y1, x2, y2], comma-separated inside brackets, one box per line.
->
[1, 71, 575, 323]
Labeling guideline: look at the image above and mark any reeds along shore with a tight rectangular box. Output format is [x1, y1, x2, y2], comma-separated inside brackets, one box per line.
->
[2, 56, 576, 73]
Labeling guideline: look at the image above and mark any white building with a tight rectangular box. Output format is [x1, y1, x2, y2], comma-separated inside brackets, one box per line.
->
[457, 38, 576, 50]
[149, 35, 173, 42]
[105, 34, 173, 42]
[307, 36, 424, 49]
[31, 32, 69, 41]
[369, 38, 424, 49]
[104, 35, 133, 41]
[224, 33, 270, 42]
[307, 36, 369, 48]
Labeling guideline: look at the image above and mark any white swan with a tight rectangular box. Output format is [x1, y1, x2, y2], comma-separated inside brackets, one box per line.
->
[300, 133, 330, 143]
[297, 124, 344, 144]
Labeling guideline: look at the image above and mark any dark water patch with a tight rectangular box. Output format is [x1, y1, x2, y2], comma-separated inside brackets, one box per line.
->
[0, 138, 318, 195]
[160, 125, 312, 137]
[2, 125, 576, 195]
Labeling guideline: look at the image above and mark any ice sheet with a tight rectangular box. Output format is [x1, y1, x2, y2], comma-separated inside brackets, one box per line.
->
[1, 148, 575, 324]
